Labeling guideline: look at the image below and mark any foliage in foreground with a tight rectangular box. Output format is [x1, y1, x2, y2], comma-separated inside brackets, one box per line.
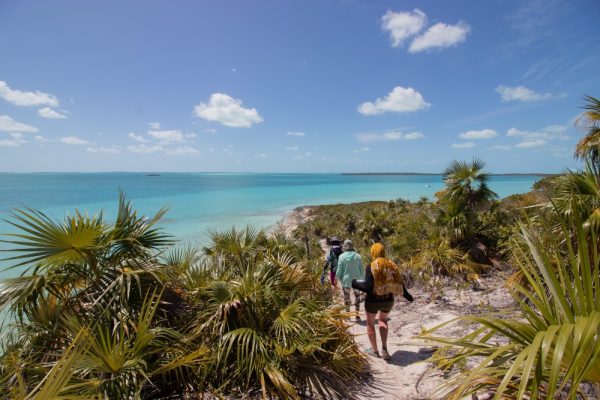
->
[0, 196, 367, 399]
[420, 211, 600, 399]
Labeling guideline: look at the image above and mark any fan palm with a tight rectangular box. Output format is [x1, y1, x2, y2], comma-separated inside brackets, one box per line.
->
[443, 158, 497, 212]
[420, 211, 600, 399]
[574, 95, 600, 164]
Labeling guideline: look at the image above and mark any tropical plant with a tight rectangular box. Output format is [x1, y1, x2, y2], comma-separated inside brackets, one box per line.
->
[575, 95, 600, 164]
[442, 158, 497, 213]
[420, 212, 600, 399]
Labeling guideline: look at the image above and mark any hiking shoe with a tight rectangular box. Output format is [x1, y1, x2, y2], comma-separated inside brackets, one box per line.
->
[365, 348, 380, 358]
[382, 348, 391, 361]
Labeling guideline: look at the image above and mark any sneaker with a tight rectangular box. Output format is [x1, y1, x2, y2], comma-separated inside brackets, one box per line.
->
[365, 348, 380, 358]
[382, 348, 391, 361]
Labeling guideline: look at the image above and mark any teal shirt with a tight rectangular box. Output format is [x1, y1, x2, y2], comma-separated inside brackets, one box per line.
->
[336, 251, 363, 288]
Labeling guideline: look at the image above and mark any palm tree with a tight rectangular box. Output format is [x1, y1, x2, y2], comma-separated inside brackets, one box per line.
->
[574, 95, 600, 164]
[420, 211, 600, 399]
[442, 158, 497, 212]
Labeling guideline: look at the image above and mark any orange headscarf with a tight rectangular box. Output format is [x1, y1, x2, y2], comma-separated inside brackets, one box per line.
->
[370, 243, 403, 297]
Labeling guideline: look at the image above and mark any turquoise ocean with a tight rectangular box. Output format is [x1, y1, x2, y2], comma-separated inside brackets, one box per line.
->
[0, 173, 541, 279]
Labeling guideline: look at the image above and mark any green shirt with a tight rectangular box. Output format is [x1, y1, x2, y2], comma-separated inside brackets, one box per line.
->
[336, 251, 363, 288]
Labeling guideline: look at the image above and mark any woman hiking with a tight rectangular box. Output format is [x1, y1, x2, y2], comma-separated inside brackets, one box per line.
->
[352, 243, 410, 361]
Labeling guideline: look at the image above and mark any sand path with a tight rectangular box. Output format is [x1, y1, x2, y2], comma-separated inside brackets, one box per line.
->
[319, 239, 514, 399]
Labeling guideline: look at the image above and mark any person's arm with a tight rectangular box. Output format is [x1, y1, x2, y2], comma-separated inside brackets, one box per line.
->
[336, 255, 346, 283]
[352, 264, 374, 293]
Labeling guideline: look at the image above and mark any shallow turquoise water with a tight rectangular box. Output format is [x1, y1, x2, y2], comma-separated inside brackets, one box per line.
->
[0, 173, 540, 278]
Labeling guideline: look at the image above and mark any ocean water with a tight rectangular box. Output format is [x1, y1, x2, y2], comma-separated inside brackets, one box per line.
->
[0, 173, 540, 278]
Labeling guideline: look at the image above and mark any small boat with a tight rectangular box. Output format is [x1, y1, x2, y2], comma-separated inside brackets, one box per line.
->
[425, 184, 431, 187]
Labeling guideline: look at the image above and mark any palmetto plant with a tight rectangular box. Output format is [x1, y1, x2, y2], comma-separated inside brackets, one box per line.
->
[442, 158, 497, 213]
[575, 95, 600, 164]
[420, 211, 600, 399]
[1, 200, 368, 399]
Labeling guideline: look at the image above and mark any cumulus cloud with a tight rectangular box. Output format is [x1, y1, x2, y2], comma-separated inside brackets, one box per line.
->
[515, 139, 546, 148]
[38, 107, 67, 119]
[148, 129, 184, 143]
[60, 136, 89, 145]
[254, 153, 268, 158]
[86, 146, 120, 154]
[458, 129, 498, 139]
[0, 80, 59, 107]
[194, 93, 263, 128]
[0, 115, 39, 132]
[451, 142, 475, 149]
[149, 121, 160, 129]
[0, 132, 27, 147]
[166, 146, 200, 155]
[34, 135, 48, 143]
[286, 131, 305, 137]
[202, 128, 217, 134]
[128, 132, 148, 143]
[489, 144, 512, 151]
[356, 129, 425, 143]
[409, 22, 470, 53]
[507, 125, 569, 141]
[353, 147, 372, 153]
[127, 144, 163, 153]
[496, 85, 553, 102]
[381, 9, 427, 47]
[358, 86, 430, 115]
[284, 145, 299, 151]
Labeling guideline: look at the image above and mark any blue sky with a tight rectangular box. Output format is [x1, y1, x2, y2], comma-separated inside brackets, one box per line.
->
[0, 0, 599, 173]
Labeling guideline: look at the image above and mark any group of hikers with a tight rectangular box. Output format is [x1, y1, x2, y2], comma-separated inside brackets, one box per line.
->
[322, 237, 413, 361]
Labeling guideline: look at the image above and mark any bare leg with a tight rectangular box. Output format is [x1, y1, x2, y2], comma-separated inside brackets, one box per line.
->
[378, 311, 389, 350]
[366, 311, 378, 352]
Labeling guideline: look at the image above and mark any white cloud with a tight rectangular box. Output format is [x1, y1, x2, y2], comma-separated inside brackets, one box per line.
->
[286, 131, 305, 137]
[202, 128, 217, 134]
[128, 132, 148, 143]
[86, 146, 120, 154]
[0, 80, 59, 107]
[127, 144, 163, 153]
[458, 129, 498, 139]
[305, 151, 312, 157]
[358, 86, 430, 115]
[0, 132, 27, 147]
[381, 9, 427, 47]
[284, 145, 299, 151]
[166, 146, 200, 155]
[148, 129, 184, 143]
[356, 130, 425, 143]
[34, 135, 48, 143]
[60, 136, 89, 145]
[0, 115, 39, 132]
[409, 22, 470, 53]
[254, 153, 268, 158]
[496, 85, 553, 102]
[515, 139, 546, 148]
[451, 142, 475, 149]
[194, 93, 263, 128]
[149, 121, 160, 129]
[507, 125, 569, 141]
[38, 107, 67, 119]
[185, 133, 197, 139]
[489, 144, 512, 150]
[404, 132, 425, 140]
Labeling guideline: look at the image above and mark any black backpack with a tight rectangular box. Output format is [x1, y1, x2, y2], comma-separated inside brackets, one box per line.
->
[328, 245, 343, 271]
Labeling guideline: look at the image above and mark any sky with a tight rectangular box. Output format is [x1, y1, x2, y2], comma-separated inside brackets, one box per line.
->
[0, 0, 599, 173]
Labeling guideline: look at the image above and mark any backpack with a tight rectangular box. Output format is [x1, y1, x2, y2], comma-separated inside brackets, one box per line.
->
[328, 245, 343, 271]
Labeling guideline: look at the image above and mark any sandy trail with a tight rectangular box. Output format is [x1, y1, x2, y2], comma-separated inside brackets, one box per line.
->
[319, 238, 514, 399]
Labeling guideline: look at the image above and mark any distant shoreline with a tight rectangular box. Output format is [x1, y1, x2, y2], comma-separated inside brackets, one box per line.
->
[341, 172, 557, 177]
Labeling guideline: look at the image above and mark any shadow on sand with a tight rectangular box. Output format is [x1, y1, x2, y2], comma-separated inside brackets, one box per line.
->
[387, 347, 434, 367]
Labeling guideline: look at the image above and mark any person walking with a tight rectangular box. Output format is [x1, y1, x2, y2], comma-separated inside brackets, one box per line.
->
[323, 237, 343, 296]
[352, 243, 409, 361]
[335, 239, 364, 321]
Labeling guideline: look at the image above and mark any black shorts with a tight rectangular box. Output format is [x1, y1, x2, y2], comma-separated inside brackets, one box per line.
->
[365, 300, 394, 314]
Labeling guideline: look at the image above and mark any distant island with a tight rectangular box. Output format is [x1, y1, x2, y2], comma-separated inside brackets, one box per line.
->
[341, 172, 558, 177]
